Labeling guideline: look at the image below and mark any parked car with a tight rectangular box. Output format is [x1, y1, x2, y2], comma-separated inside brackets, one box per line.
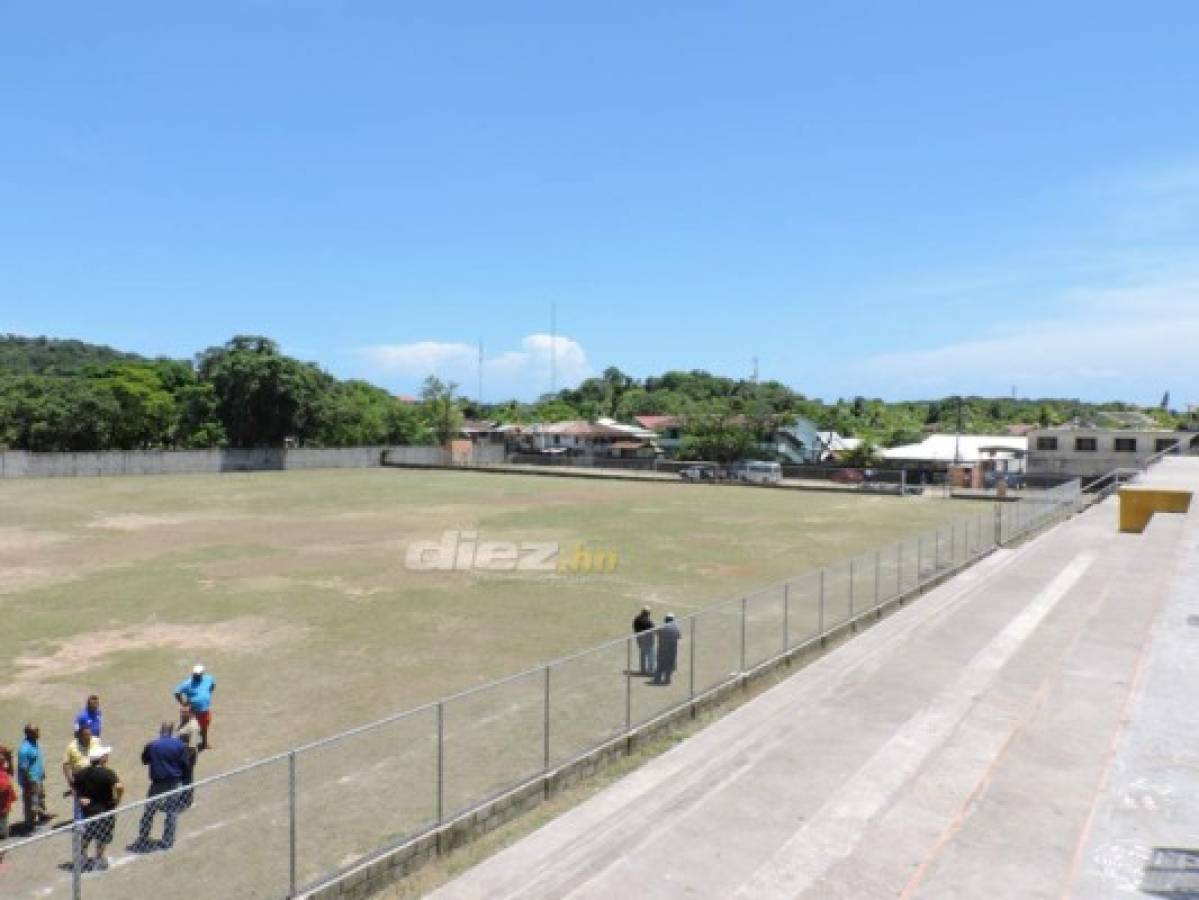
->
[984, 471, 1026, 490]
[831, 468, 865, 484]
[680, 464, 719, 482]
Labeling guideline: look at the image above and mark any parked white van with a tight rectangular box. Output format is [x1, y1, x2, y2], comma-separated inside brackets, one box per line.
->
[733, 460, 782, 485]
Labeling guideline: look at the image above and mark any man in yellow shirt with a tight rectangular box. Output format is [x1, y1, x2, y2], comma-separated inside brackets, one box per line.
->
[62, 724, 98, 820]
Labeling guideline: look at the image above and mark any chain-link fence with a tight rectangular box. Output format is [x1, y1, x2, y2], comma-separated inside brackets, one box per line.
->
[0, 481, 1083, 899]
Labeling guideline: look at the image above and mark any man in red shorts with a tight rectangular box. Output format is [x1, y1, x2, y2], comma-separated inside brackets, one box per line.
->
[173, 664, 216, 751]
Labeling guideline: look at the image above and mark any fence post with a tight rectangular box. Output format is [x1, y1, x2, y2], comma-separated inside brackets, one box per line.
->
[950, 524, 956, 568]
[782, 582, 790, 653]
[436, 701, 444, 823]
[917, 535, 923, 584]
[740, 596, 748, 672]
[625, 638, 632, 731]
[897, 542, 903, 596]
[543, 665, 551, 772]
[874, 550, 880, 609]
[994, 504, 1002, 546]
[849, 558, 855, 622]
[72, 822, 83, 900]
[689, 616, 696, 699]
[288, 750, 297, 897]
[819, 569, 826, 639]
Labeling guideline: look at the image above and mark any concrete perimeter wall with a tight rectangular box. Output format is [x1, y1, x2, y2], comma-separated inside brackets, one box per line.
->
[0, 445, 452, 478]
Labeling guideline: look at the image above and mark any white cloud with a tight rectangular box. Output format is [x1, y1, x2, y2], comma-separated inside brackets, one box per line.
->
[859, 156, 1199, 403]
[360, 341, 476, 375]
[861, 274, 1199, 400]
[359, 333, 591, 398]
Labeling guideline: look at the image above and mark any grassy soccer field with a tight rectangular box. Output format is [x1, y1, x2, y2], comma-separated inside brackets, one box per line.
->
[0, 468, 971, 895]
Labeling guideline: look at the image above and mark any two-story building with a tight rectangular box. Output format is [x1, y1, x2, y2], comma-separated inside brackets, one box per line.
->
[1026, 427, 1197, 479]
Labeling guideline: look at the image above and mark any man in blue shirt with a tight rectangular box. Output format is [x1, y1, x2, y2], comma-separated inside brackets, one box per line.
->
[134, 723, 190, 850]
[73, 695, 102, 739]
[17, 724, 49, 830]
[174, 664, 216, 750]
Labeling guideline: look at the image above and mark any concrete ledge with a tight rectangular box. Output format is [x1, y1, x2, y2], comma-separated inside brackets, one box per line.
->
[1118, 486, 1193, 533]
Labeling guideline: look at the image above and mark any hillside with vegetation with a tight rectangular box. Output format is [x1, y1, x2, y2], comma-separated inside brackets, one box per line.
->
[0, 334, 146, 375]
[476, 367, 1185, 448]
[0, 335, 1186, 452]
[0, 335, 433, 451]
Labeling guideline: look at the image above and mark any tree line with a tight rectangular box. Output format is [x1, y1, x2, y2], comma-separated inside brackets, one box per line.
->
[472, 366, 1184, 450]
[0, 335, 1185, 453]
[0, 335, 434, 451]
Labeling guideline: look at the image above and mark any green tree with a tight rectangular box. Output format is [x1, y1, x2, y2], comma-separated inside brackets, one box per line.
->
[315, 380, 434, 446]
[678, 412, 756, 463]
[841, 441, 881, 467]
[196, 336, 331, 447]
[98, 363, 177, 449]
[0, 376, 121, 451]
[174, 382, 227, 448]
[420, 376, 465, 445]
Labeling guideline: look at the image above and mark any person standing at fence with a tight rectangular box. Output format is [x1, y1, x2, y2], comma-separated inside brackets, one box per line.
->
[133, 722, 189, 851]
[0, 748, 17, 841]
[651, 613, 682, 685]
[174, 664, 216, 750]
[633, 607, 656, 675]
[17, 725, 48, 831]
[74, 695, 103, 739]
[74, 746, 122, 871]
[63, 724, 98, 820]
[176, 708, 201, 809]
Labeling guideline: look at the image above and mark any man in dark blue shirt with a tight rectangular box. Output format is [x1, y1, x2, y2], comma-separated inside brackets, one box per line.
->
[133, 723, 189, 850]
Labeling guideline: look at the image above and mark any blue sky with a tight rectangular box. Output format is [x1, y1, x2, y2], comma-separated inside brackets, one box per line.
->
[2, 2, 1197, 404]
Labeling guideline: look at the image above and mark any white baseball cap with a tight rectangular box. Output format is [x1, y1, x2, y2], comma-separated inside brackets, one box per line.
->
[192, 664, 205, 675]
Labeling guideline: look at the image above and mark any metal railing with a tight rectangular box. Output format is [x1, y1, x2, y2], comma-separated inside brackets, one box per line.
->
[0, 481, 1084, 899]
[1081, 437, 1193, 502]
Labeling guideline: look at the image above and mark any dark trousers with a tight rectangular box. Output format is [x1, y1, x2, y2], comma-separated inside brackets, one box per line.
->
[138, 779, 182, 848]
[181, 764, 195, 809]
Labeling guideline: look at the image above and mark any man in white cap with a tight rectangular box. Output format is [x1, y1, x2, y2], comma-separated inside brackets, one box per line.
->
[74, 745, 123, 870]
[173, 664, 216, 751]
[651, 614, 683, 685]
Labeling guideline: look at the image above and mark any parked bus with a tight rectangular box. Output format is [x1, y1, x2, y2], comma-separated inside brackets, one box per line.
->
[731, 460, 782, 485]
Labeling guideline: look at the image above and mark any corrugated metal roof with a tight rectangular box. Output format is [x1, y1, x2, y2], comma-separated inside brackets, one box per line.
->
[881, 434, 1027, 463]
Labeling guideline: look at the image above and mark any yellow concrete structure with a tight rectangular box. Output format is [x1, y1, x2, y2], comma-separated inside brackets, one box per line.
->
[1118, 486, 1193, 533]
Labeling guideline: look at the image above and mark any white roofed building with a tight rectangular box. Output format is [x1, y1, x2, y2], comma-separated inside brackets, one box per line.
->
[881, 434, 1027, 471]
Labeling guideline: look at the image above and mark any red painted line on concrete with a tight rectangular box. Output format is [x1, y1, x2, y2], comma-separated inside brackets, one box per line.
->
[898, 582, 1109, 900]
[1057, 581, 1168, 900]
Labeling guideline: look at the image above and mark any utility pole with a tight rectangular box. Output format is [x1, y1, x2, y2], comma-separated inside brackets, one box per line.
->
[550, 303, 557, 395]
[954, 395, 964, 464]
[752, 356, 759, 384]
[477, 339, 484, 408]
